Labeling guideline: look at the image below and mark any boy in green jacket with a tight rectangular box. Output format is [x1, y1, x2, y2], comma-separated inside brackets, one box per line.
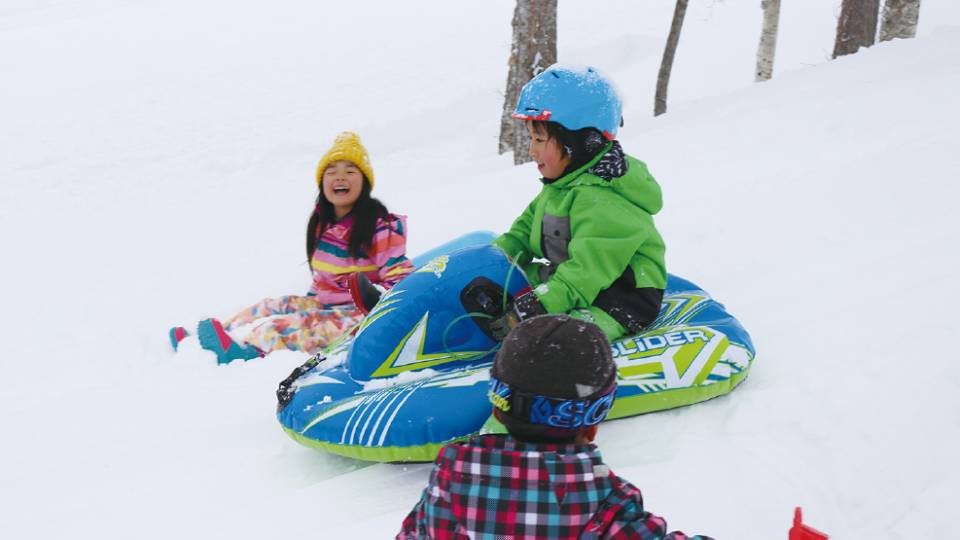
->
[493, 65, 666, 340]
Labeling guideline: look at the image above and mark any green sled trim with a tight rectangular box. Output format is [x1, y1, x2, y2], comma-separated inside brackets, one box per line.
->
[608, 368, 750, 420]
[280, 425, 468, 463]
[284, 351, 753, 462]
[480, 369, 751, 434]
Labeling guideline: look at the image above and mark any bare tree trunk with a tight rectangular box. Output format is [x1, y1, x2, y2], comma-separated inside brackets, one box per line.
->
[499, 0, 557, 164]
[755, 0, 782, 82]
[655, 0, 689, 116]
[833, 0, 881, 58]
[879, 0, 920, 42]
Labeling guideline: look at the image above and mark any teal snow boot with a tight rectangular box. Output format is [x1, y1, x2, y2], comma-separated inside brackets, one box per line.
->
[197, 318, 263, 364]
[169, 326, 189, 351]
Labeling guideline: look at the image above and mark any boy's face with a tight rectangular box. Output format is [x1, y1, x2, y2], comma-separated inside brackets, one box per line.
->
[526, 122, 571, 180]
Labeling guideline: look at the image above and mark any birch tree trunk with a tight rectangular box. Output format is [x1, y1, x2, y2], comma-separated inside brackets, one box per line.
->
[833, 0, 881, 58]
[879, 0, 921, 42]
[499, 0, 557, 165]
[655, 0, 689, 116]
[755, 0, 782, 82]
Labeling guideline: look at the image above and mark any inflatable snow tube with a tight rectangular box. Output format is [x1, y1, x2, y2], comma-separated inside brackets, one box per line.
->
[277, 242, 756, 462]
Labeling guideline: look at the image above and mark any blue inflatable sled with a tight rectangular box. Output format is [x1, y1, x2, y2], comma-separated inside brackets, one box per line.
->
[276, 233, 756, 462]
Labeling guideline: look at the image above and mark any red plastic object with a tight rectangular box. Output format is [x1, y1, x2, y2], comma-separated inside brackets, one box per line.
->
[789, 507, 828, 540]
[347, 272, 371, 315]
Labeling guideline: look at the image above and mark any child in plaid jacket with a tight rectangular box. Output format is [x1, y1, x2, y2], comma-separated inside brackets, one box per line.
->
[398, 315, 711, 540]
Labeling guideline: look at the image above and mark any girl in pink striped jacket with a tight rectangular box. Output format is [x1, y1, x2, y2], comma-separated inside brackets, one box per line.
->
[171, 132, 414, 363]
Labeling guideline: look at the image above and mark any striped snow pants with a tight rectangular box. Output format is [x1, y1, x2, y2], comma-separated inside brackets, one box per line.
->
[225, 295, 363, 354]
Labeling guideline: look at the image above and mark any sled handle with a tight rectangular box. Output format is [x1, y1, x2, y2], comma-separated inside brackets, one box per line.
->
[276, 353, 326, 413]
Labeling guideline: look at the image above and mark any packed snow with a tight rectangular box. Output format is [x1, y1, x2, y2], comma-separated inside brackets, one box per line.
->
[2, 1, 959, 538]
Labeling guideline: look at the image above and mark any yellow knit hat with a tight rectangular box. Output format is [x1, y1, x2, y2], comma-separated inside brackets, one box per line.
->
[315, 131, 375, 189]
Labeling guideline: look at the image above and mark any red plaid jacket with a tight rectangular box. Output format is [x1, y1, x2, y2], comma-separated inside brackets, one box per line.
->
[398, 435, 710, 540]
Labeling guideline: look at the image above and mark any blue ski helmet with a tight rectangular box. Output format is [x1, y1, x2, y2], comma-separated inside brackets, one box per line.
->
[512, 64, 623, 140]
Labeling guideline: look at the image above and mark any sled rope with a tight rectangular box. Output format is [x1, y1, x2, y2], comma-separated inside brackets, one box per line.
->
[440, 252, 524, 356]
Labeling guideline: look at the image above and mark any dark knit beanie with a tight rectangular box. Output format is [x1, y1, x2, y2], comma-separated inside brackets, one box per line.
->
[492, 314, 616, 400]
[491, 315, 616, 442]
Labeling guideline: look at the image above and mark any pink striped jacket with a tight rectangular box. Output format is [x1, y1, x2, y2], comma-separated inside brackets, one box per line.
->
[308, 213, 414, 305]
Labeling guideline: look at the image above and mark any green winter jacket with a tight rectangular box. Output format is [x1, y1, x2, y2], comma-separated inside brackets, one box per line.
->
[494, 142, 666, 337]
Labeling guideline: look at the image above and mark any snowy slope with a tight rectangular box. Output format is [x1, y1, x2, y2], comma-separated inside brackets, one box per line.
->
[2, 1, 959, 538]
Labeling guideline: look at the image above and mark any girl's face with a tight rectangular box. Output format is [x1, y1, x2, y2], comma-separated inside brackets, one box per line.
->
[527, 122, 571, 180]
[321, 160, 364, 218]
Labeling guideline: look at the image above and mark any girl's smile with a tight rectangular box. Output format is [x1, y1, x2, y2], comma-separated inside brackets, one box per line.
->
[322, 160, 364, 218]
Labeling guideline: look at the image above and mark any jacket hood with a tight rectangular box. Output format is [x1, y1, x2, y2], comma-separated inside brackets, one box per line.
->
[551, 141, 663, 215]
[609, 157, 662, 215]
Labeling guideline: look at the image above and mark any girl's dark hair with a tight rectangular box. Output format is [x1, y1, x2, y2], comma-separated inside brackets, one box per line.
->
[306, 177, 390, 261]
[530, 120, 606, 176]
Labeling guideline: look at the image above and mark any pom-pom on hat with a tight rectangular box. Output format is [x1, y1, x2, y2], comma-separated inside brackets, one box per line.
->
[315, 131, 375, 189]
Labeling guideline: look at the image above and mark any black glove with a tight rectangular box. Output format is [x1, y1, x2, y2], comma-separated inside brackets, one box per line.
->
[489, 291, 546, 341]
[513, 290, 547, 320]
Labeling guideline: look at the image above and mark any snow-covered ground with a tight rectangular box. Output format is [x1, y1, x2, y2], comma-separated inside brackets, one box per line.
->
[2, 1, 959, 538]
